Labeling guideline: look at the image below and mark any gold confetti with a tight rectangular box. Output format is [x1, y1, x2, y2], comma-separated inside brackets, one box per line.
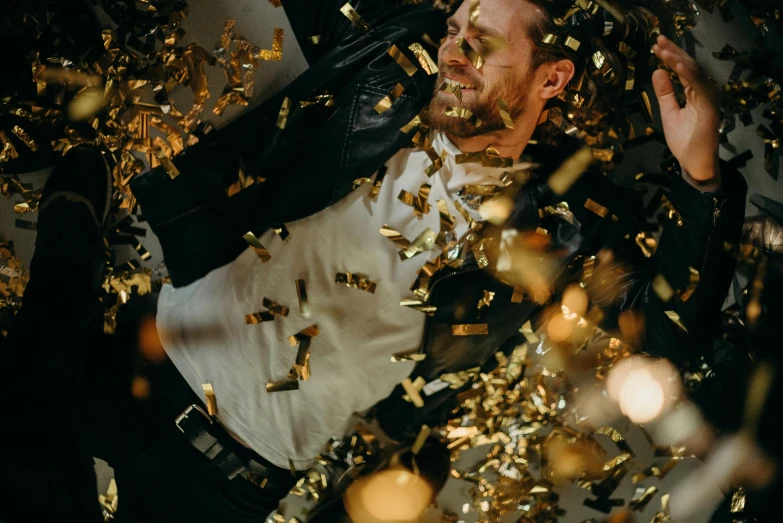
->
[547, 147, 593, 194]
[452, 324, 489, 336]
[400, 299, 437, 314]
[11, 125, 38, 152]
[584, 198, 610, 218]
[336, 272, 377, 293]
[202, 383, 218, 416]
[400, 114, 422, 134]
[263, 297, 290, 316]
[455, 36, 484, 69]
[496, 99, 515, 129]
[295, 279, 310, 318]
[400, 227, 437, 260]
[401, 378, 425, 407]
[652, 274, 675, 302]
[665, 310, 688, 333]
[287, 325, 321, 346]
[398, 184, 431, 217]
[511, 285, 524, 303]
[276, 97, 291, 129]
[564, 36, 581, 51]
[243, 231, 271, 263]
[246, 311, 275, 323]
[408, 43, 438, 75]
[256, 28, 284, 61]
[340, 3, 371, 31]
[439, 81, 462, 103]
[266, 379, 299, 392]
[477, 290, 495, 310]
[660, 194, 683, 227]
[374, 83, 405, 114]
[391, 349, 427, 362]
[309, 35, 321, 45]
[730, 487, 746, 513]
[629, 485, 657, 510]
[388, 45, 418, 76]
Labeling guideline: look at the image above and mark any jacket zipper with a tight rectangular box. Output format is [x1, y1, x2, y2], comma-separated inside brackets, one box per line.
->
[700, 196, 724, 275]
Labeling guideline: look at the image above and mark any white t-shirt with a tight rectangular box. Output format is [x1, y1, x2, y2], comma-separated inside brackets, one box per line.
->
[156, 132, 511, 469]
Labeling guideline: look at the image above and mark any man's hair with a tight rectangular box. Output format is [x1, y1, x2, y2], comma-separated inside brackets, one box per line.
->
[522, 0, 673, 144]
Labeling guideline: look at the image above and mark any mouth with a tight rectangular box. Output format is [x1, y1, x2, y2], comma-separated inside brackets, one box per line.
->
[443, 76, 476, 90]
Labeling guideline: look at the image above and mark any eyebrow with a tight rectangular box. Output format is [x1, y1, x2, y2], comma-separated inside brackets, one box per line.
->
[446, 17, 503, 38]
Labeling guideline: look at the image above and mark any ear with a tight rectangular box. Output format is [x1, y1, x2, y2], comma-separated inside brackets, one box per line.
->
[538, 59, 575, 99]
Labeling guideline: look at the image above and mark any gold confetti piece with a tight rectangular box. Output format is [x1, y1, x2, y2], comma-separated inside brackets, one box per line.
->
[547, 146, 593, 194]
[263, 297, 290, 316]
[412, 425, 432, 455]
[496, 99, 515, 129]
[273, 225, 289, 240]
[679, 267, 700, 302]
[353, 177, 372, 190]
[309, 35, 321, 45]
[243, 231, 271, 263]
[660, 194, 683, 227]
[335, 272, 377, 293]
[340, 3, 370, 32]
[256, 28, 284, 61]
[276, 97, 291, 129]
[291, 338, 311, 380]
[592, 50, 607, 69]
[295, 279, 310, 318]
[202, 383, 218, 416]
[391, 348, 427, 362]
[388, 44, 417, 76]
[155, 146, 180, 179]
[367, 165, 387, 200]
[401, 378, 425, 407]
[0, 131, 19, 163]
[400, 227, 437, 260]
[98, 478, 119, 516]
[398, 184, 431, 217]
[408, 43, 438, 75]
[541, 33, 558, 45]
[400, 299, 437, 314]
[511, 285, 524, 303]
[635, 231, 657, 258]
[287, 325, 321, 346]
[584, 198, 609, 218]
[400, 114, 422, 134]
[625, 62, 636, 91]
[246, 311, 276, 323]
[374, 83, 405, 113]
[453, 199, 477, 231]
[472, 238, 491, 268]
[436, 200, 455, 231]
[455, 36, 484, 69]
[452, 324, 489, 336]
[652, 274, 675, 302]
[67, 86, 105, 121]
[439, 81, 462, 103]
[266, 379, 299, 392]
[11, 125, 38, 152]
[629, 486, 658, 510]
[730, 487, 746, 513]
[477, 290, 495, 310]
[380, 224, 411, 250]
[665, 310, 688, 333]
[564, 36, 581, 51]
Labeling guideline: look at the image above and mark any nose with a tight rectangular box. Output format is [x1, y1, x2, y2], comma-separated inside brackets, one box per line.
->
[440, 35, 471, 69]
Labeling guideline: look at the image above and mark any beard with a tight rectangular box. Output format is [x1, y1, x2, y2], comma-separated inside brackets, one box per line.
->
[427, 64, 534, 138]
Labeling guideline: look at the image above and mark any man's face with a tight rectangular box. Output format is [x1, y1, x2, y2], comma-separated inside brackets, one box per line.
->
[429, 0, 542, 137]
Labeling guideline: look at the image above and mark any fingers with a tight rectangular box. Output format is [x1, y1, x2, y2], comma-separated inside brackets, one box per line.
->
[652, 68, 680, 118]
[652, 35, 713, 98]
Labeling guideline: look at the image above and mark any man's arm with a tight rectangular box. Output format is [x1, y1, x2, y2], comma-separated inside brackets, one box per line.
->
[281, 0, 408, 64]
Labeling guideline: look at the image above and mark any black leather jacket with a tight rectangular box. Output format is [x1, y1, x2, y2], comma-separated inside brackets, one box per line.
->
[130, 0, 747, 441]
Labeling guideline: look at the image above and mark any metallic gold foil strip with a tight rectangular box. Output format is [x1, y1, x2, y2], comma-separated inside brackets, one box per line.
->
[398, 183, 431, 217]
[477, 290, 495, 310]
[257, 28, 284, 61]
[496, 99, 515, 129]
[374, 82, 405, 113]
[380, 225, 411, 250]
[263, 297, 290, 316]
[455, 36, 484, 69]
[452, 324, 489, 336]
[412, 425, 432, 455]
[391, 348, 427, 362]
[401, 378, 425, 407]
[340, 3, 371, 32]
[202, 383, 218, 416]
[625, 62, 636, 91]
[467, 0, 480, 28]
[424, 150, 445, 177]
[246, 311, 276, 323]
[295, 279, 310, 318]
[660, 194, 684, 226]
[730, 487, 745, 513]
[436, 199, 455, 231]
[266, 379, 299, 392]
[408, 43, 438, 75]
[652, 274, 675, 302]
[400, 299, 437, 314]
[679, 267, 700, 302]
[472, 239, 490, 268]
[388, 44, 418, 76]
[273, 225, 289, 240]
[400, 227, 437, 260]
[243, 231, 272, 263]
[0, 131, 19, 162]
[439, 81, 462, 103]
[369, 166, 387, 200]
[292, 338, 311, 380]
[335, 272, 377, 293]
[309, 35, 321, 45]
[564, 36, 581, 51]
[511, 285, 524, 303]
[353, 177, 372, 190]
[454, 199, 477, 230]
[276, 97, 291, 129]
[401, 114, 422, 134]
[665, 310, 688, 333]
[11, 125, 38, 151]
[287, 325, 320, 346]
[584, 198, 609, 218]
[547, 147, 593, 194]
[541, 33, 558, 45]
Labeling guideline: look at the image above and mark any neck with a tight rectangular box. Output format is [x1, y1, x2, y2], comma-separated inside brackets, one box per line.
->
[446, 109, 540, 160]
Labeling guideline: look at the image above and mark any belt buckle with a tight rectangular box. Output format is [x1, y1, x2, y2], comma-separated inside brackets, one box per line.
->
[175, 403, 213, 433]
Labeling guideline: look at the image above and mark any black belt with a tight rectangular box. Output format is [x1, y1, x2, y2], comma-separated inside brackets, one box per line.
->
[174, 403, 302, 489]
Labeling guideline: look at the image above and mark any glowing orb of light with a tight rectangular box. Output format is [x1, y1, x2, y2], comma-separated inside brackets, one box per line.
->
[344, 467, 433, 523]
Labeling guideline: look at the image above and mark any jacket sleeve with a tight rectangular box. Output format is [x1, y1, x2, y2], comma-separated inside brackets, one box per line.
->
[282, 0, 412, 64]
[621, 162, 747, 364]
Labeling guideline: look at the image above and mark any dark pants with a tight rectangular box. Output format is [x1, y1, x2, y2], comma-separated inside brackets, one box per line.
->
[0, 198, 294, 523]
